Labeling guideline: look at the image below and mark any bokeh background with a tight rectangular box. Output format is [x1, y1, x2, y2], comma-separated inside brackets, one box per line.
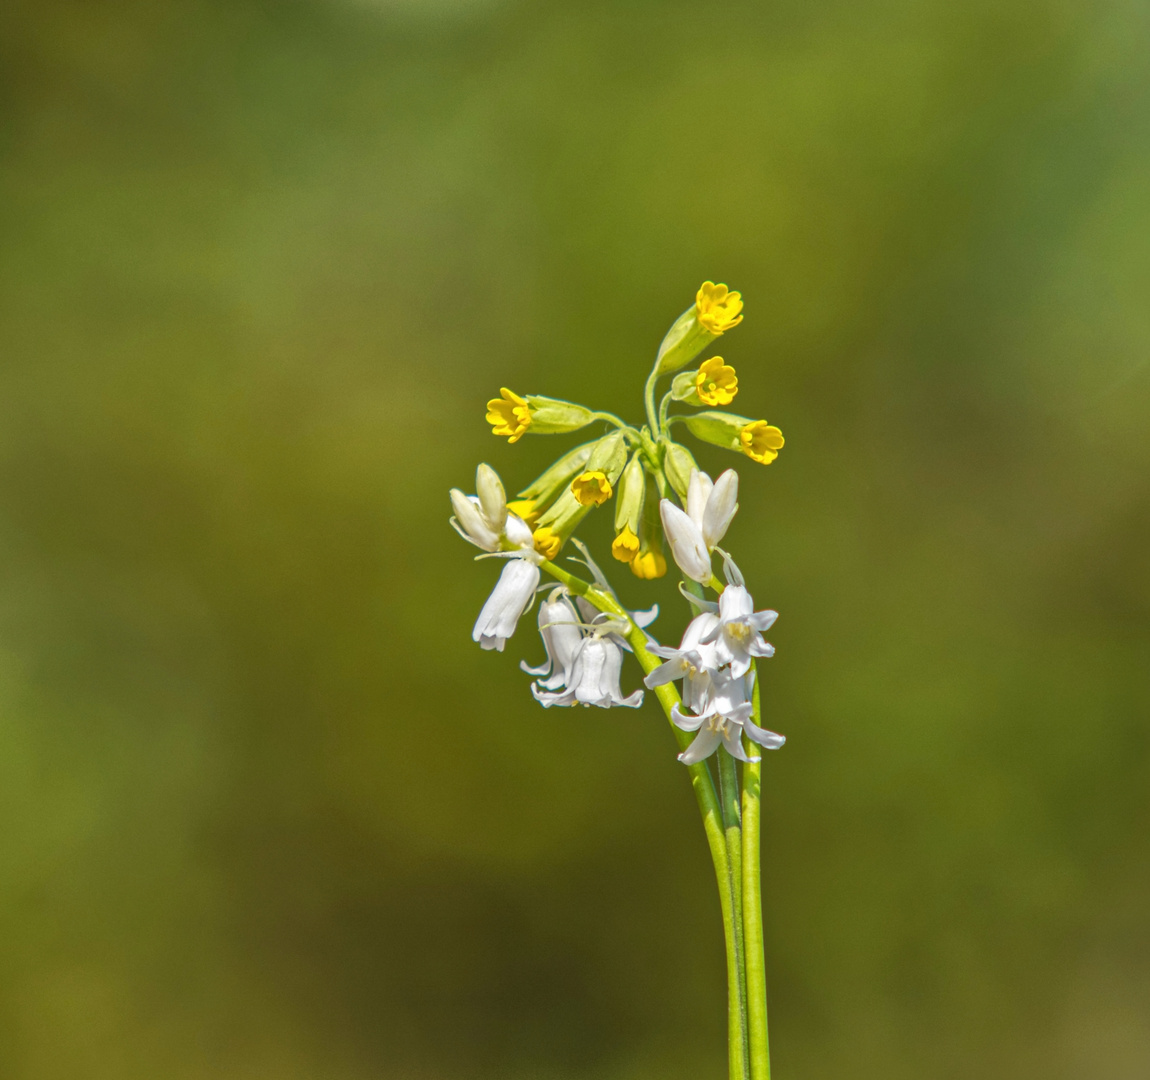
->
[2, 0, 1148, 1077]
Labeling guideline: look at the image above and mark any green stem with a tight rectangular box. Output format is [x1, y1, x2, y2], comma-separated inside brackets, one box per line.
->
[539, 558, 746, 1080]
[717, 747, 749, 1079]
[743, 667, 771, 1080]
[658, 390, 675, 438]
[643, 366, 661, 436]
[589, 411, 639, 441]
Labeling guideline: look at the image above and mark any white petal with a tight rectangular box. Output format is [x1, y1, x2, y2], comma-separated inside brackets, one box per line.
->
[721, 723, 756, 762]
[749, 609, 778, 632]
[686, 469, 714, 529]
[749, 638, 775, 659]
[719, 585, 755, 620]
[520, 658, 551, 676]
[678, 726, 723, 765]
[475, 464, 507, 530]
[670, 702, 708, 732]
[630, 604, 659, 629]
[660, 500, 712, 583]
[702, 469, 739, 549]
[450, 489, 498, 550]
[644, 657, 689, 689]
[503, 513, 534, 550]
[744, 715, 786, 750]
[616, 689, 644, 708]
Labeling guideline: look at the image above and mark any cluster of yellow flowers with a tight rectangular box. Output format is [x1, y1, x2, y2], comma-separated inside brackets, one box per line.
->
[484, 282, 784, 578]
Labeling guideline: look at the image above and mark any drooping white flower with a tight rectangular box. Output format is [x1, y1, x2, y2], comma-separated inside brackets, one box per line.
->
[450, 464, 535, 553]
[644, 611, 721, 714]
[532, 633, 644, 709]
[520, 587, 584, 690]
[659, 469, 739, 583]
[472, 557, 541, 652]
[699, 584, 777, 678]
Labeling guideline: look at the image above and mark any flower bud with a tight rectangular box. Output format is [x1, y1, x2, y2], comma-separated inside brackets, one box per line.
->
[670, 370, 703, 404]
[613, 454, 645, 536]
[585, 430, 628, 477]
[512, 441, 597, 524]
[654, 282, 743, 375]
[486, 389, 594, 442]
[475, 463, 506, 527]
[660, 500, 712, 583]
[630, 472, 668, 579]
[533, 489, 592, 559]
[662, 441, 700, 501]
[683, 412, 784, 465]
[524, 395, 596, 434]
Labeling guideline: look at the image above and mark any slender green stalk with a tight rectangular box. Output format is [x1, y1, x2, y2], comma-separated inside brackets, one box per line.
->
[589, 411, 639, 440]
[717, 748, 749, 1079]
[643, 366, 661, 436]
[539, 558, 746, 1080]
[657, 390, 675, 437]
[742, 667, 771, 1079]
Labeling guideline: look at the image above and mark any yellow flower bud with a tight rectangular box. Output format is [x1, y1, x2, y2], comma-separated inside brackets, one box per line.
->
[571, 470, 613, 506]
[532, 525, 562, 560]
[654, 282, 743, 375]
[611, 526, 641, 563]
[630, 549, 667, 579]
[506, 498, 541, 525]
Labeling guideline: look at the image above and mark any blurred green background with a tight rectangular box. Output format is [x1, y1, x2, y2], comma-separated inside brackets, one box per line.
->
[1, 0, 1148, 1077]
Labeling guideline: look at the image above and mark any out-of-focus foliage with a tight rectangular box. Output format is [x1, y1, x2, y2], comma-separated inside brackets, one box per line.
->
[1, 0, 1148, 1077]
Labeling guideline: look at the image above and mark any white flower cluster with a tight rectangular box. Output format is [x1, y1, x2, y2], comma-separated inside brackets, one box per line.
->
[520, 588, 650, 709]
[645, 584, 784, 764]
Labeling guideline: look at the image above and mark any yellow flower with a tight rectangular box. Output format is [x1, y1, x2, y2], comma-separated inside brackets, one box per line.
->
[532, 526, 561, 560]
[695, 282, 743, 334]
[695, 356, 738, 406]
[630, 550, 667, 579]
[506, 498, 540, 525]
[571, 470, 613, 507]
[739, 421, 785, 465]
[611, 526, 641, 563]
[486, 388, 532, 443]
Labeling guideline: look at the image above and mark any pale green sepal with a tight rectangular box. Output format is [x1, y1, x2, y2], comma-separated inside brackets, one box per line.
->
[586, 430, 628, 481]
[670, 370, 703, 405]
[683, 410, 749, 452]
[663, 441, 700, 500]
[516, 440, 595, 502]
[614, 453, 646, 533]
[655, 306, 718, 375]
[535, 488, 592, 539]
[524, 396, 595, 434]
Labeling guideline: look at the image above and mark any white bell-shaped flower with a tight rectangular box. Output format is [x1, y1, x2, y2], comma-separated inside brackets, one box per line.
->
[520, 588, 584, 690]
[644, 611, 721, 714]
[699, 584, 777, 678]
[472, 557, 540, 652]
[659, 469, 739, 583]
[532, 634, 644, 709]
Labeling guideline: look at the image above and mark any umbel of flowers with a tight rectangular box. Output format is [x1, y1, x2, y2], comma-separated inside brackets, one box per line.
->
[450, 282, 787, 1080]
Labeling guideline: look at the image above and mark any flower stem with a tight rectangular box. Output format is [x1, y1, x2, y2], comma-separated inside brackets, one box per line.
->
[743, 667, 771, 1080]
[643, 366, 661, 436]
[717, 747, 750, 1079]
[539, 558, 748, 1080]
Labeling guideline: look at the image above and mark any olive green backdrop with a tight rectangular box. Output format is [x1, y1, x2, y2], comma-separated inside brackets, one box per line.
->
[1, 0, 1148, 1077]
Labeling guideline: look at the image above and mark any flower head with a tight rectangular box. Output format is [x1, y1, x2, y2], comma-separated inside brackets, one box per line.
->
[472, 557, 541, 652]
[630, 549, 667, 579]
[739, 421, 784, 465]
[695, 357, 738, 406]
[532, 525, 562, 560]
[695, 282, 743, 334]
[486, 388, 532, 442]
[450, 464, 534, 553]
